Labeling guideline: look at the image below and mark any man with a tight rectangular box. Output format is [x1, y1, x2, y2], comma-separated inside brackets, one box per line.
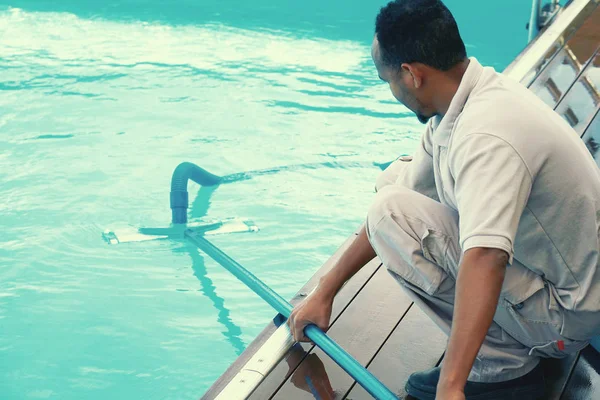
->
[288, 0, 600, 399]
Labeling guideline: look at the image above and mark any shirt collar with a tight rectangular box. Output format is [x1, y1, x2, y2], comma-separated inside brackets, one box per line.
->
[432, 57, 484, 147]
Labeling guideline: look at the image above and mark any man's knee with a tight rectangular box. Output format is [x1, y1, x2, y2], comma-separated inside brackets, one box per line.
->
[374, 157, 412, 192]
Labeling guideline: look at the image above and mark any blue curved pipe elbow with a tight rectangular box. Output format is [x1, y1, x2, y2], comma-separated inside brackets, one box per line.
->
[170, 162, 222, 224]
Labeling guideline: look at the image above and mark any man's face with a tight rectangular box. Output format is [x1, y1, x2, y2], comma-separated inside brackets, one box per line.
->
[371, 36, 432, 124]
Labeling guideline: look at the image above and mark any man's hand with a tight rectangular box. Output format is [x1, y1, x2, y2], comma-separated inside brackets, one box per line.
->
[436, 387, 466, 400]
[286, 225, 376, 342]
[288, 289, 334, 342]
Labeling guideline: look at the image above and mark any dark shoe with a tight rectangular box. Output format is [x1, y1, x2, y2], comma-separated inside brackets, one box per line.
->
[405, 363, 545, 400]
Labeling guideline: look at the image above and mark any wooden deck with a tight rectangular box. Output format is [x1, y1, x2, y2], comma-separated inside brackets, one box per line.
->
[203, 2, 600, 398]
[202, 230, 600, 399]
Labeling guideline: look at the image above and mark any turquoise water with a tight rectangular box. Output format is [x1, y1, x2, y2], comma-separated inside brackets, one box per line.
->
[1, 1, 536, 398]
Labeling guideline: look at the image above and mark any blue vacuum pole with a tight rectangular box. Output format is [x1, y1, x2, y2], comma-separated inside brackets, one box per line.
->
[185, 230, 397, 400]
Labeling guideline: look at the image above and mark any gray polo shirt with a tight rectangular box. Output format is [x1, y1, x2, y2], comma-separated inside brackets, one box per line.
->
[398, 58, 600, 340]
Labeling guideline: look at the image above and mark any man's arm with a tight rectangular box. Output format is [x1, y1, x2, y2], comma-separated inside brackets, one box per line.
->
[288, 225, 376, 342]
[439, 133, 534, 398]
[437, 247, 507, 396]
[315, 225, 377, 297]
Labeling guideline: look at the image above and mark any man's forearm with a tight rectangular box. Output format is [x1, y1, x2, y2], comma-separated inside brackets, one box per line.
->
[439, 247, 507, 391]
[317, 225, 377, 298]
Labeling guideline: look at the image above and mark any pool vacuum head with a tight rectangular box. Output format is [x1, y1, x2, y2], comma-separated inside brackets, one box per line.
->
[102, 218, 259, 245]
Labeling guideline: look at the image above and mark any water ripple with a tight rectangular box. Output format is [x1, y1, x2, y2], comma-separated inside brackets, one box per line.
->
[33, 134, 74, 140]
[266, 100, 411, 119]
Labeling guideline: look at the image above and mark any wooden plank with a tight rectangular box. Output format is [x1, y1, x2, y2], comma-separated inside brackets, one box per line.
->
[203, 230, 362, 399]
[247, 257, 382, 400]
[271, 266, 413, 400]
[566, 3, 600, 65]
[344, 307, 579, 400]
[561, 345, 600, 400]
[345, 303, 447, 399]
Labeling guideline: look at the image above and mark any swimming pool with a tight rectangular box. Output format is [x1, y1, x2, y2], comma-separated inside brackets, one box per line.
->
[0, 1, 541, 398]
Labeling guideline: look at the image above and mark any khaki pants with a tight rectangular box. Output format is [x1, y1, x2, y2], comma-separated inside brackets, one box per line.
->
[367, 161, 589, 383]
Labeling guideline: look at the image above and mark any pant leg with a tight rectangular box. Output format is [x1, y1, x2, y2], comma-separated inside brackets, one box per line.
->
[366, 184, 541, 383]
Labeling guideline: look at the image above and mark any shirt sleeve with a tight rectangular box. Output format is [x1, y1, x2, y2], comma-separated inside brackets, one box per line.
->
[395, 120, 440, 201]
[450, 133, 533, 264]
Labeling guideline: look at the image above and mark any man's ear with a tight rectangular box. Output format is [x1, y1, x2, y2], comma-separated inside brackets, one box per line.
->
[401, 63, 423, 89]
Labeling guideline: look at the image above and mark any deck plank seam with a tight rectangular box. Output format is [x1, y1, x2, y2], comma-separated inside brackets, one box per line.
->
[341, 301, 416, 399]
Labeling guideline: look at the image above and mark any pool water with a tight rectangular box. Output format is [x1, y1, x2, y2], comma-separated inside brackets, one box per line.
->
[0, 1, 539, 398]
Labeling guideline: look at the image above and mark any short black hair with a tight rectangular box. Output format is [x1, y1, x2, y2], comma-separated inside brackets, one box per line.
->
[375, 0, 467, 71]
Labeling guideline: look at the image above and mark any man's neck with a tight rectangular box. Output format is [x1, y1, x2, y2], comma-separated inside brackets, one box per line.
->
[431, 58, 470, 117]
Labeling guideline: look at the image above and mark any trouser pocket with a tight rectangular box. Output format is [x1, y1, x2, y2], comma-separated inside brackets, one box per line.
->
[495, 282, 589, 357]
[380, 226, 449, 296]
[366, 186, 460, 296]
[504, 286, 561, 345]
